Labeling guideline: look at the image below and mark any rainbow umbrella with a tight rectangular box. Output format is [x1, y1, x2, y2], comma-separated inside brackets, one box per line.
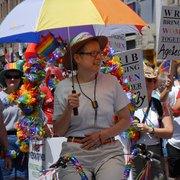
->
[0, 0, 147, 116]
[0, 0, 147, 43]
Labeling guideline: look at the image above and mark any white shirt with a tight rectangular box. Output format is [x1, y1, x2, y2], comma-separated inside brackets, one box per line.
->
[53, 73, 130, 137]
[168, 83, 180, 149]
[134, 107, 160, 146]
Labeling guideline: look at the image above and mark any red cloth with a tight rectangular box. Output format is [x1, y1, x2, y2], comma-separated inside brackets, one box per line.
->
[40, 86, 54, 124]
[45, 66, 64, 86]
[24, 43, 37, 60]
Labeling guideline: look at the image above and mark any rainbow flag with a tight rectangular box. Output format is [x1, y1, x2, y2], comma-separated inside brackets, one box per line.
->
[36, 33, 59, 57]
[159, 59, 171, 74]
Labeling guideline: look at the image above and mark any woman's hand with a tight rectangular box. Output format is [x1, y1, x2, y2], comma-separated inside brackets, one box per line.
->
[165, 76, 173, 90]
[81, 132, 101, 150]
[136, 123, 153, 133]
[67, 93, 81, 110]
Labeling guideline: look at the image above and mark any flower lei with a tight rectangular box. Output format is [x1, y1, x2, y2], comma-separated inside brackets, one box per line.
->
[7, 34, 66, 153]
[101, 46, 141, 178]
[47, 78, 60, 90]
[8, 58, 47, 153]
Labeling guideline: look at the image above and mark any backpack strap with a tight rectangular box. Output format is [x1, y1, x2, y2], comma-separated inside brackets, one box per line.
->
[142, 98, 152, 124]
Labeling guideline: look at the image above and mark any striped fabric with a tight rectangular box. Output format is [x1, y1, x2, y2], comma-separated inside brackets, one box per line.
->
[0, 0, 146, 43]
[5, 60, 24, 71]
[36, 0, 146, 31]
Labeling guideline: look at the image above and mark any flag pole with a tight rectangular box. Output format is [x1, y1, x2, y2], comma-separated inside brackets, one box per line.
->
[67, 27, 78, 115]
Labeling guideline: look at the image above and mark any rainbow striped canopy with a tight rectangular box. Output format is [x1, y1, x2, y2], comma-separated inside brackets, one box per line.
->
[0, 0, 146, 43]
[4, 60, 24, 72]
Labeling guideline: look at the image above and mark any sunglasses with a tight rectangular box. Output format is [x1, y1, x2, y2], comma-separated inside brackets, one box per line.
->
[78, 51, 104, 58]
[4, 74, 21, 79]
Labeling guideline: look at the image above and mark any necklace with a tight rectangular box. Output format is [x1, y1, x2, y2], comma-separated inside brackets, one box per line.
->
[76, 74, 98, 110]
[76, 74, 98, 126]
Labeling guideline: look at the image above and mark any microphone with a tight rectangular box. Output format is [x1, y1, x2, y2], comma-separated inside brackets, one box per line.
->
[72, 90, 78, 116]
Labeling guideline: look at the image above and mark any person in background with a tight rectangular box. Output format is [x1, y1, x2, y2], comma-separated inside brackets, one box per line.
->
[0, 61, 28, 180]
[0, 103, 12, 180]
[151, 63, 173, 102]
[150, 61, 174, 177]
[133, 63, 173, 180]
[155, 73, 173, 102]
[53, 32, 130, 180]
[166, 62, 180, 180]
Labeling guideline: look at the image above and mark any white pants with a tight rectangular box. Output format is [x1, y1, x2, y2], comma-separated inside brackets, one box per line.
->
[58, 141, 125, 180]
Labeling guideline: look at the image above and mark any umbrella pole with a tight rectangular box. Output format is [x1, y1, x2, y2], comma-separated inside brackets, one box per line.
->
[67, 27, 78, 115]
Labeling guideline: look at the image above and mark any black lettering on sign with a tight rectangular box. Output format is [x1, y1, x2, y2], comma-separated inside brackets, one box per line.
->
[125, 53, 139, 64]
[124, 64, 140, 73]
[158, 44, 180, 59]
[134, 91, 146, 108]
[161, 36, 180, 43]
[164, 9, 180, 18]
[163, 19, 180, 25]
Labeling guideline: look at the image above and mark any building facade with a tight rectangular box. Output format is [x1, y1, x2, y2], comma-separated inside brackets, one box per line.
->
[0, 0, 23, 23]
[124, 0, 180, 50]
[0, 0, 23, 62]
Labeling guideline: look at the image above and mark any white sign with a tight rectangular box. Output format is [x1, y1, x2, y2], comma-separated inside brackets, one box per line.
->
[116, 49, 148, 109]
[28, 137, 66, 180]
[157, 5, 180, 60]
[108, 34, 126, 52]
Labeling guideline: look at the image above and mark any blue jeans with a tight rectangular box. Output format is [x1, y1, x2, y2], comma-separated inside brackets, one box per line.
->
[0, 167, 3, 180]
[0, 135, 28, 180]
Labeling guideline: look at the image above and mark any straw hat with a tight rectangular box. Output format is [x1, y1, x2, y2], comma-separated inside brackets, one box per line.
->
[143, 62, 157, 79]
[0, 60, 24, 87]
[63, 32, 108, 70]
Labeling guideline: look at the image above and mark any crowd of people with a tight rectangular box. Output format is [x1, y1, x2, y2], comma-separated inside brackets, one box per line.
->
[0, 32, 179, 180]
